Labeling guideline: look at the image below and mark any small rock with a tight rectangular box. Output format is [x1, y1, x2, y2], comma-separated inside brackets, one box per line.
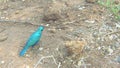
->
[55, 48, 59, 51]
[1, 17, 6, 19]
[45, 24, 50, 27]
[78, 6, 85, 10]
[39, 47, 43, 51]
[1, 61, 5, 64]
[58, 29, 61, 31]
[25, 65, 30, 68]
[0, 32, 8, 42]
[97, 46, 101, 50]
[26, 54, 30, 57]
[22, 0, 25, 1]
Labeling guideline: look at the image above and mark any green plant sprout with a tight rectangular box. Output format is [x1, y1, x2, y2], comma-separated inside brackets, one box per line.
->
[98, 0, 120, 20]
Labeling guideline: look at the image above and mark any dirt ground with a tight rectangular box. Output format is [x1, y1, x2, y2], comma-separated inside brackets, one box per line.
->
[0, 0, 120, 68]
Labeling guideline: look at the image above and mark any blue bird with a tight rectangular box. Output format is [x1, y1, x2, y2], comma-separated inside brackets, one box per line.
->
[19, 26, 44, 56]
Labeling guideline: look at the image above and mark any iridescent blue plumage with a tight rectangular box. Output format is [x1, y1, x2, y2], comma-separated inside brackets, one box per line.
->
[19, 26, 44, 56]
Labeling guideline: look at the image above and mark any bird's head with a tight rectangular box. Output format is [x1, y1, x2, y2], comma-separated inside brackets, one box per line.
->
[38, 26, 44, 31]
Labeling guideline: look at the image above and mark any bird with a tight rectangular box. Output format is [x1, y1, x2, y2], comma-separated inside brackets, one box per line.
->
[19, 26, 44, 56]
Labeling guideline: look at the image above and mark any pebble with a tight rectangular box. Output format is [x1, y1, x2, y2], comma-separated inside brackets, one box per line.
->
[1, 61, 5, 64]
[26, 54, 30, 57]
[22, 0, 25, 1]
[97, 46, 101, 50]
[39, 47, 43, 51]
[25, 65, 30, 68]
[45, 24, 50, 27]
[78, 6, 85, 10]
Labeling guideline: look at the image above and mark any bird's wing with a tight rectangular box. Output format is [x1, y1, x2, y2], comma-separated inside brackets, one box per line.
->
[26, 33, 41, 47]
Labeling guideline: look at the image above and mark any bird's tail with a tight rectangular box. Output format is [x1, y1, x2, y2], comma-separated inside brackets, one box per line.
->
[19, 46, 29, 56]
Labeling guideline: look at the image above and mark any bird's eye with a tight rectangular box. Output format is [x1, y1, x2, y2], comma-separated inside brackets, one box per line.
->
[41, 29, 43, 31]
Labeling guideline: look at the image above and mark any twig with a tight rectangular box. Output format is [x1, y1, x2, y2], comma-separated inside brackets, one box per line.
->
[8, 60, 14, 68]
[57, 62, 61, 68]
[52, 55, 57, 65]
[105, 30, 120, 36]
[34, 55, 58, 68]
